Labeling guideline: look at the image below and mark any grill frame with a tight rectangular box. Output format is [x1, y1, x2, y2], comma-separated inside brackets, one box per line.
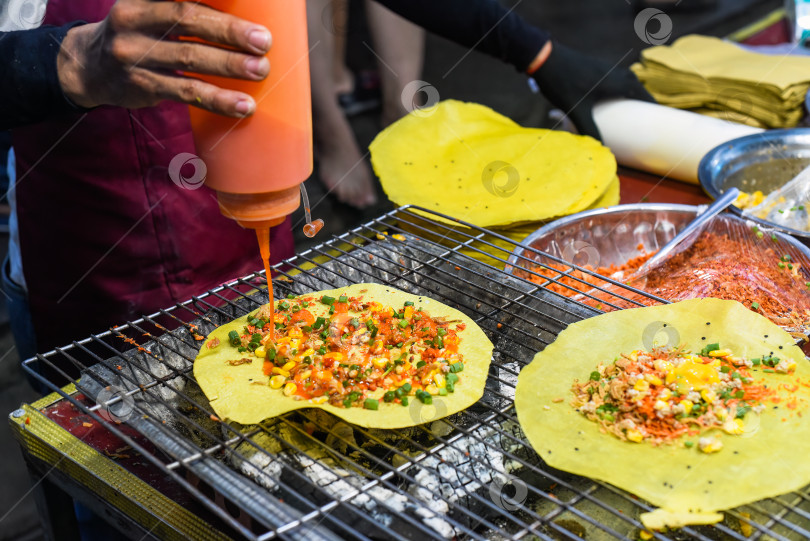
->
[22, 205, 810, 541]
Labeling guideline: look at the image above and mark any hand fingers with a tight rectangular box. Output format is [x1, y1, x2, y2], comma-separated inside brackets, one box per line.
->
[569, 106, 602, 142]
[110, 0, 272, 55]
[133, 68, 256, 117]
[126, 35, 270, 80]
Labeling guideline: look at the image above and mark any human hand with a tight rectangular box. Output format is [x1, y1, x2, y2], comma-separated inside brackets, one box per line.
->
[532, 42, 655, 140]
[56, 0, 273, 117]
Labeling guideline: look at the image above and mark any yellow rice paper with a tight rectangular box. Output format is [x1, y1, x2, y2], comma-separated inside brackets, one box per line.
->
[515, 298, 810, 530]
[194, 284, 494, 428]
[370, 100, 617, 228]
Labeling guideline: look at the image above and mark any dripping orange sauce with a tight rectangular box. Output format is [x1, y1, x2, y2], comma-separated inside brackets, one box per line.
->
[255, 228, 274, 315]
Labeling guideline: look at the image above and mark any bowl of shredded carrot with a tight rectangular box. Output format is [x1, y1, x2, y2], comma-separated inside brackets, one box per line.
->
[506, 203, 810, 341]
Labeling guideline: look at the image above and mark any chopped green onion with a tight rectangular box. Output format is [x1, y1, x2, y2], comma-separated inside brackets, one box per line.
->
[416, 360, 426, 368]
[313, 317, 326, 330]
[349, 317, 360, 328]
[317, 346, 326, 355]
[437, 328, 447, 337]
[589, 371, 601, 381]
[684, 441, 694, 448]
[700, 343, 720, 356]
[320, 295, 335, 305]
[751, 302, 760, 310]
[286, 294, 296, 299]
[228, 330, 240, 346]
[383, 391, 396, 403]
[449, 362, 464, 373]
[404, 301, 414, 306]
[400, 397, 409, 407]
[364, 399, 379, 410]
[445, 381, 455, 393]
[446, 373, 459, 385]
[400, 383, 412, 393]
[266, 348, 276, 361]
[720, 366, 731, 373]
[338, 295, 348, 303]
[397, 319, 409, 329]
[438, 388, 448, 396]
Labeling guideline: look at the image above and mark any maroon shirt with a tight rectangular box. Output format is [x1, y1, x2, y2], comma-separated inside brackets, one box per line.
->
[12, 0, 295, 352]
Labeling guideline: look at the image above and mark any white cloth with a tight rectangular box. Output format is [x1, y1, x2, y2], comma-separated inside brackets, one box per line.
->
[0, 0, 48, 31]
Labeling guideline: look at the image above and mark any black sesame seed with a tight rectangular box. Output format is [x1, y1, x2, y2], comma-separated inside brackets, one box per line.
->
[706, 322, 711, 325]
[779, 346, 783, 349]
[574, 447, 579, 451]
[701, 337, 706, 340]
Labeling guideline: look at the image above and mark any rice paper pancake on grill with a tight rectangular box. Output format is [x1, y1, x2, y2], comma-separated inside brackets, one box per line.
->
[194, 284, 494, 428]
[515, 298, 810, 530]
[369, 100, 617, 228]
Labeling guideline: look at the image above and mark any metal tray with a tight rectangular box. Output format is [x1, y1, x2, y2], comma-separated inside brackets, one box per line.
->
[699, 128, 810, 244]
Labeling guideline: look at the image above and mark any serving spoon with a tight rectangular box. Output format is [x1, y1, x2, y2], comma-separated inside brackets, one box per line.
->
[637, 187, 740, 273]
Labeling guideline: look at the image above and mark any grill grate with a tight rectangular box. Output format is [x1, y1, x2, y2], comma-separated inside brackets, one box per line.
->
[24, 206, 810, 541]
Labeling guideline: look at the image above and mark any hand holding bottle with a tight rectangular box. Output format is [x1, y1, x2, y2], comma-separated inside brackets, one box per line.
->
[57, 0, 272, 117]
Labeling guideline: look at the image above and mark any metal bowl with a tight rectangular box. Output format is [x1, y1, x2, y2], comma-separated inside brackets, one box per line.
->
[505, 203, 810, 277]
[698, 128, 810, 244]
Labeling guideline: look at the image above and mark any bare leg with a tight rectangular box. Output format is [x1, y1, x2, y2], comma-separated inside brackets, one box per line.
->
[364, 0, 425, 127]
[307, 0, 377, 208]
[329, 0, 353, 94]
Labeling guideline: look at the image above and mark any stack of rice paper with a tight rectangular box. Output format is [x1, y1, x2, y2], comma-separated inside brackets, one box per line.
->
[632, 35, 810, 128]
[369, 100, 619, 268]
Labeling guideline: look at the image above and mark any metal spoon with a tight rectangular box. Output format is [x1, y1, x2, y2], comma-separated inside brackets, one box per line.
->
[637, 187, 740, 273]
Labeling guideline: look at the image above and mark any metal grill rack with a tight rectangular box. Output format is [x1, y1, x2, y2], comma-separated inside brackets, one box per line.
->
[24, 206, 810, 541]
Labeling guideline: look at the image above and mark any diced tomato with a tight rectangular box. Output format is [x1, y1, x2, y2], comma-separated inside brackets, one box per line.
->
[262, 361, 273, 376]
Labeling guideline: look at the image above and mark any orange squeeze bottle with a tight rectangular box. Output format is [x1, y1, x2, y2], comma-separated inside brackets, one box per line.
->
[187, 0, 313, 307]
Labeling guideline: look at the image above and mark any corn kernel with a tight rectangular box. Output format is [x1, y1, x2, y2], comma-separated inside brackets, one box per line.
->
[698, 437, 723, 454]
[433, 373, 446, 389]
[368, 301, 383, 312]
[375, 234, 386, 241]
[659, 389, 671, 400]
[272, 367, 290, 377]
[680, 399, 693, 415]
[653, 399, 669, 411]
[269, 375, 286, 389]
[653, 360, 673, 372]
[629, 351, 639, 362]
[633, 379, 650, 392]
[665, 372, 676, 384]
[786, 360, 797, 372]
[298, 370, 312, 381]
[425, 384, 439, 395]
[404, 306, 414, 319]
[287, 328, 303, 339]
[639, 530, 654, 540]
[282, 360, 296, 372]
[729, 356, 746, 366]
[301, 348, 315, 357]
[723, 418, 745, 435]
[371, 356, 388, 369]
[310, 396, 328, 405]
[715, 407, 728, 421]
[283, 382, 297, 396]
[626, 429, 644, 443]
[701, 389, 717, 404]
[255, 346, 267, 358]
[709, 349, 732, 357]
[392, 234, 406, 241]
[740, 512, 752, 537]
[644, 374, 662, 386]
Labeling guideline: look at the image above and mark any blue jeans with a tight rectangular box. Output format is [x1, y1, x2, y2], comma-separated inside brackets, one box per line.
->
[2, 254, 38, 376]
